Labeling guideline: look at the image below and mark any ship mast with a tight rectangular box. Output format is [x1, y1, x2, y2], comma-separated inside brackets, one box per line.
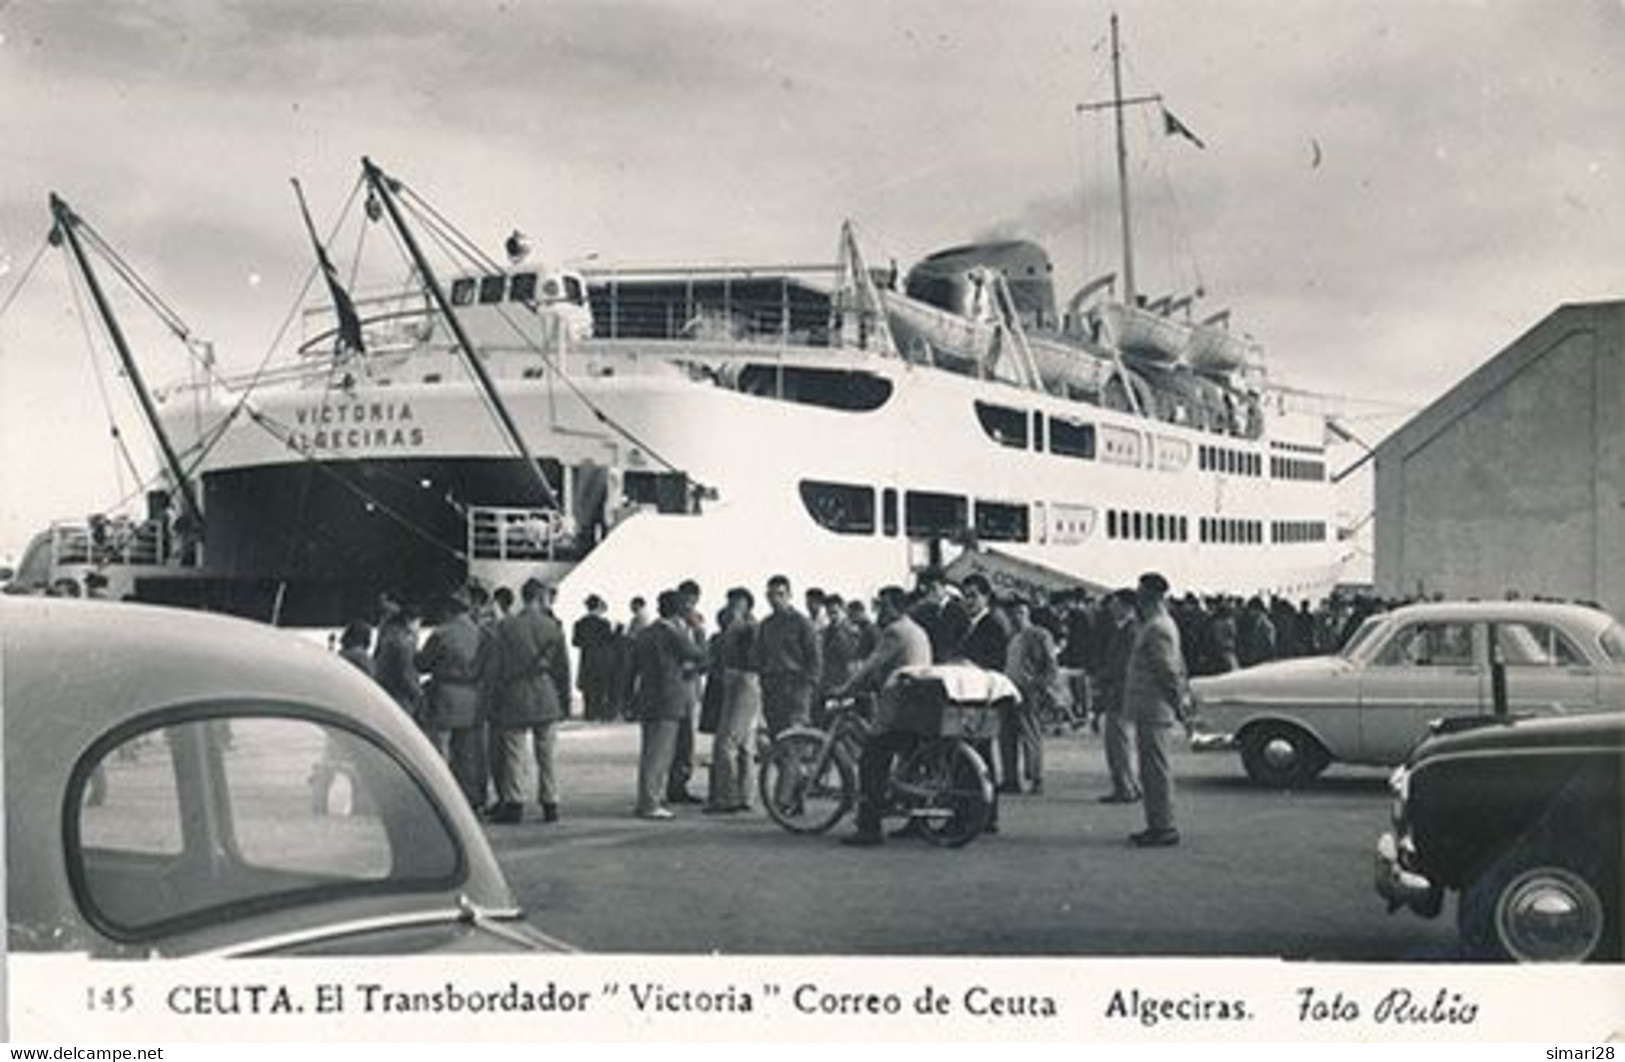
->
[49, 193, 206, 539]
[1109, 13, 1136, 305]
[360, 157, 561, 511]
[1077, 13, 1162, 307]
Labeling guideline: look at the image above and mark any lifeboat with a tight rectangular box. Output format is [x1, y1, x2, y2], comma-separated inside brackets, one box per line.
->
[1097, 301, 1189, 363]
[1186, 322, 1253, 373]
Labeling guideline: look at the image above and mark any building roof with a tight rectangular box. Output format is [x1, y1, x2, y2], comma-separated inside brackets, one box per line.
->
[1373, 299, 1624, 465]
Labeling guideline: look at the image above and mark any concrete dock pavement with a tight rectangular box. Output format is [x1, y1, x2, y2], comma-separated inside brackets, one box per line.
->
[481, 721, 1460, 960]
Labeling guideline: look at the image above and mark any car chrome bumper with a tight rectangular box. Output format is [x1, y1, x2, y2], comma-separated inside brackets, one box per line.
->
[1188, 729, 1234, 752]
[1375, 831, 1442, 917]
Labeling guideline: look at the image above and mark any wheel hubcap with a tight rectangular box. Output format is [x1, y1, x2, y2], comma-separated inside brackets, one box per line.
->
[1496, 869, 1604, 962]
[1262, 737, 1299, 769]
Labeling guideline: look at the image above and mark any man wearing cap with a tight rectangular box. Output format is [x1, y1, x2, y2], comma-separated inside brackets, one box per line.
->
[488, 578, 572, 824]
[1122, 572, 1189, 847]
[415, 590, 487, 810]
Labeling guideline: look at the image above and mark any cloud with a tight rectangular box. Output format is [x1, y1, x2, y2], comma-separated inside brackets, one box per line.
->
[3, 0, 1624, 551]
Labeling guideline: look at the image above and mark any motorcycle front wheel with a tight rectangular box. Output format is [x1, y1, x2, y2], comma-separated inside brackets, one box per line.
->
[758, 731, 855, 834]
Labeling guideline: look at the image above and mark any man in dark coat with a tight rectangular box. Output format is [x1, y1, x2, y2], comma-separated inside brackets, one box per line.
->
[1092, 589, 1142, 803]
[630, 590, 707, 819]
[755, 574, 822, 736]
[573, 594, 618, 721]
[488, 578, 572, 824]
[954, 575, 1011, 672]
[952, 575, 1012, 816]
[911, 570, 970, 664]
[372, 593, 422, 720]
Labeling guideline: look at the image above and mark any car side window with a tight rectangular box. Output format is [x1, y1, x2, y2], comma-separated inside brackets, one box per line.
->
[1495, 623, 1586, 667]
[1373, 622, 1477, 668]
[221, 718, 393, 879]
[78, 732, 183, 856]
[70, 712, 462, 940]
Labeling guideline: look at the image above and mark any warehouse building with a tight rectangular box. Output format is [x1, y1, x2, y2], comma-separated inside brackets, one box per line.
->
[1374, 300, 1624, 611]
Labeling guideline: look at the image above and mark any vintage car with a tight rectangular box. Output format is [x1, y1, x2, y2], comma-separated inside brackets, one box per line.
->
[1189, 601, 1625, 787]
[1375, 711, 1623, 962]
[3, 597, 569, 957]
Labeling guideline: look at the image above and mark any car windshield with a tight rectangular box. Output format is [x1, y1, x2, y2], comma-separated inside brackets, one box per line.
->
[1601, 623, 1625, 665]
[1337, 615, 1386, 660]
[71, 711, 463, 941]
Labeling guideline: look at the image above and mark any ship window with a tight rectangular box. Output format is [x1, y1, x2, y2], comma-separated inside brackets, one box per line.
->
[1107, 511, 1118, 539]
[1032, 413, 1046, 452]
[735, 366, 894, 413]
[882, 489, 898, 537]
[478, 275, 506, 304]
[1049, 416, 1096, 459]
[450, 278, 477, 306]
[564, 275, 585, 304]
[974, 401, 1029, 449]
[799, 480, 876, 536]
[974, 500, 1029, 543]
[904, 491, 967, 539]
[624, 470, 694, 514]
[509, 272, 538, 304]
[1131, 512, 1144, 540]
[1155, 514, 1168, 541]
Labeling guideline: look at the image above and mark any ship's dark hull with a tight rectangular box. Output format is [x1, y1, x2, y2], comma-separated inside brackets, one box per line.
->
[137, 456, 556, 626]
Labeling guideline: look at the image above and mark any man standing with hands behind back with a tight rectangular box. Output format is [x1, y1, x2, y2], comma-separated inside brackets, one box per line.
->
[1123, 572, 1189, 848]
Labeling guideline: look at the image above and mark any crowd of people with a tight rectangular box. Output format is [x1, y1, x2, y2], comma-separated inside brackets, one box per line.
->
[327, 561, 1431, 842]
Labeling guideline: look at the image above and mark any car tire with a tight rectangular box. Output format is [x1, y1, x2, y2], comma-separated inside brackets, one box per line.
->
[1458, 843, 1619, 963]
[1238, 722, 1330, 789]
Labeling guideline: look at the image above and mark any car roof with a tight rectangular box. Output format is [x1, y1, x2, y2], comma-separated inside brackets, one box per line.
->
[3, 597, 396, 726]
[1, 597, 517, 953]
[1420, 710, 1625, 759]
[1378, 600, 1617, 635]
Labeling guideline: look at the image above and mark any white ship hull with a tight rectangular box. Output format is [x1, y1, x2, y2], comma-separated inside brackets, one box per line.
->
[156, 335, 1343, 621]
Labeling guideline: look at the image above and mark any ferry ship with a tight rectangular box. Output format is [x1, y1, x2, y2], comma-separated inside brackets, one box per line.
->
[8, 20, 1343, 624]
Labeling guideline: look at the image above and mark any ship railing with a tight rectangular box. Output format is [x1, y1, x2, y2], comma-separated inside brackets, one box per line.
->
[467, 506, 578, 563]
[50, 518, 168, 568]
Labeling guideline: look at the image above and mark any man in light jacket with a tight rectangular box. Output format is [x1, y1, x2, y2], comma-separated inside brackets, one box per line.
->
[1122, 571, 1189, 848]
[488, 578, 571, 824]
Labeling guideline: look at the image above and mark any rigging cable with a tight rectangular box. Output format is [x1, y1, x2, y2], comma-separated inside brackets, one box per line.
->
[0, 236, 49, 323]
[391, 178, 703, 484]
[175, 176, 368, 478]
[59, 250, 146, 502]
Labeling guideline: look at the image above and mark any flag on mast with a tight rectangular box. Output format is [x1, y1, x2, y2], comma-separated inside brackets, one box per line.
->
[1161, 105, 1206, 150]
[291, 178, 365, 357]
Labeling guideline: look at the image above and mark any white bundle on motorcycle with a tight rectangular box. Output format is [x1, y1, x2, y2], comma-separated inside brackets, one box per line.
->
[877, 664, 1020, 740]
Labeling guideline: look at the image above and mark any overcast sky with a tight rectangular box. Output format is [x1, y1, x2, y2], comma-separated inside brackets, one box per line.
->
[1, 0, 1622, 556]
